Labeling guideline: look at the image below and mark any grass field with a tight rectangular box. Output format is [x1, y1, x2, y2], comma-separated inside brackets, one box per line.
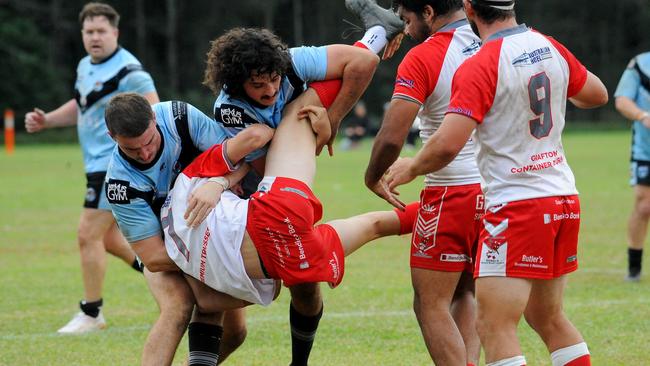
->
[1, 130, 649, 365]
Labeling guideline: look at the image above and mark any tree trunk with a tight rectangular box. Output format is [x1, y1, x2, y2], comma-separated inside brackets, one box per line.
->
[166, 0, 178, 94]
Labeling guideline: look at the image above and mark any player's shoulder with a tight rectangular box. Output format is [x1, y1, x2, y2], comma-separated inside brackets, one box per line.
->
[114, 47, 143, 65]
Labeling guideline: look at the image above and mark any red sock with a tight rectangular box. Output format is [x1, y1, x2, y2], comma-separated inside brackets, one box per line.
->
[394, 201, 419, 235]
[565, 355, 591, 366]
[308, 42, 368, 108]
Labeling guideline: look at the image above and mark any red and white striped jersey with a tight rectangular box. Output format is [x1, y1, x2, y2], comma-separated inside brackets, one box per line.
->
[448, 25, 588, 207]
[393, 19, 481, 186]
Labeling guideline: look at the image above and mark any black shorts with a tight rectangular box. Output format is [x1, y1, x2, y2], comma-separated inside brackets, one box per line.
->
[631, 160, 650, 186]
[84, 172, 107, 209]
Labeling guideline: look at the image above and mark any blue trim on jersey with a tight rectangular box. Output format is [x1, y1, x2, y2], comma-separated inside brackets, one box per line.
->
[213, 46, 328, 162]
[107, 101, 228, 243]
[438, 18, 469, 33]
[615, 53, 650, 160]
[75, 47, 156, 173]
[486, 23, 529, 42]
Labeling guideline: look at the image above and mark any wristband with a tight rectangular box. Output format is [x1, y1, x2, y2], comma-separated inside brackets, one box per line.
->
[207, 176, 229, 190]
[639, 111, 649, 121]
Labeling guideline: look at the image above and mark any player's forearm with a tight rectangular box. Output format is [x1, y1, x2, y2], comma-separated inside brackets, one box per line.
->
[327, 55, 379, 128]
[365, 138, 403, 187]
[616, 96, 647, 121]
[44, 99, 78, 128]
[410, 135, 457, 177]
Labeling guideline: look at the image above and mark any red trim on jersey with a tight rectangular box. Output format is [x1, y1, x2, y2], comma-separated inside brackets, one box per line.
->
[447, 39, 502, 123]
[539, 33, 588, 98]
[182, 143, 235, 178]
[392, 32, 455, 104]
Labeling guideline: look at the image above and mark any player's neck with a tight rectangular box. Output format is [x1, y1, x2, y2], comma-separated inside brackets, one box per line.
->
[477, 18, 518, 42]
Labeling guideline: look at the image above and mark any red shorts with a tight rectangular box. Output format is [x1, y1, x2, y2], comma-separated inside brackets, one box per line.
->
[410, 184, 483, 272]
[246, 177, 345, 288]
[475, 195, 580, 279]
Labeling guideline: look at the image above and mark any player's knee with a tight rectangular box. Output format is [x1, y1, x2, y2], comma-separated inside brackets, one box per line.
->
[290, 283, 322, 310]
[223, 325, 247, 350]
[634, 198, 650, 218]
[524, 308, 567, 337]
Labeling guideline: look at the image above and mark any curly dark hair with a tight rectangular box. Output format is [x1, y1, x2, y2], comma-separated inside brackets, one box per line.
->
[203, 28, 292, 99]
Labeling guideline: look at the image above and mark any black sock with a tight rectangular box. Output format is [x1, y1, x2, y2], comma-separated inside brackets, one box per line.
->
[289, 302, 323, 366]
[131, 257, 144, 273]
[188, 322, 223, 366]
[629, 248, 643, 275]
[79, 299, 102, 318]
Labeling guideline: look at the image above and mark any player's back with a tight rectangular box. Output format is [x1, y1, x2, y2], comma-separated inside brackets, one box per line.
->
[450, 25, 587, 206]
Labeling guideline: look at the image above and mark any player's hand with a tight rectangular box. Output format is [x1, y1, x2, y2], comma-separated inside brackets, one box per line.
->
[641, 114, 650, 129]
[325, 112, 341, 157]
[368, 176, 406, 210]
[184, 181, 225, 228]
[382, 33, 404, 60]
[298, 105, 331, 156]
[385, 157, 418, 191]
[24, 108, 47, 133]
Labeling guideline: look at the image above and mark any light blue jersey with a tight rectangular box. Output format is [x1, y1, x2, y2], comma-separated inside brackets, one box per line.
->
[75, 47, 156, 173]
[615, 52, 650, 161]
[106, 101, 229, 243]
[213, 46, 328, 161]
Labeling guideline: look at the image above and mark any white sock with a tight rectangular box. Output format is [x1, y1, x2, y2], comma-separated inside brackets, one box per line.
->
[487, 355, 527, 366]
[551, 342, 589, 366]
[358, 25, 387, 54]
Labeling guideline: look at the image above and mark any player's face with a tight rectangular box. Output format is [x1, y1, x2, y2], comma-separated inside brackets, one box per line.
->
[81, 16, 119, 63]
[114, 121, 161, 164]
[243, 72, 282, 107]
[397, 7, 432, 44]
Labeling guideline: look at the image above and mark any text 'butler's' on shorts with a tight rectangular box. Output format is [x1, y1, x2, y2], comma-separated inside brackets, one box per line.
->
[246, 176, 345, 288]
[475, 195, 580, 279]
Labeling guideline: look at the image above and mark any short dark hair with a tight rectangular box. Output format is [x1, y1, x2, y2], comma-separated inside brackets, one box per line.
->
[203, 28, 292, 99]
[392, 0, 463, 16]
[469, 1, 516, 24]
[79, 2, 120, 27]
[105, 93, 153, 137]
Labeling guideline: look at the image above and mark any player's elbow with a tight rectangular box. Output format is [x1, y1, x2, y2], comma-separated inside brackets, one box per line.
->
[349, 51, 380, 78]
[614, 96, 632, 114]
[244, 125, 274, 150]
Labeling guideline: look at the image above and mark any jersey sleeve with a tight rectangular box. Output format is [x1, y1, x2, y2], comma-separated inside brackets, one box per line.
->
[120, 69, 157, 95]
[447, 42, 500, 124]
[182, 143, 237, 178]
[187, 103, 229, 150]
[545, 36, 587, 98]
[111, 199, 162, 243]
[614, 59, 641, 100]
[289, 46, 328, 82]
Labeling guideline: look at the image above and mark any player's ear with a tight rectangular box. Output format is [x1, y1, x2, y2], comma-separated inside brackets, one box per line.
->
[422, 5, 435, 22]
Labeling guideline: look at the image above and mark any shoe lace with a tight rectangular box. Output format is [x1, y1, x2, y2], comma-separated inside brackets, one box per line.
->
[341, 18, 364, 40]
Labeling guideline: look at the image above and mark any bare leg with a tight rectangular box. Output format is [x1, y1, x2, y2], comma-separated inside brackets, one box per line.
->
[451, 272, 480, 365]
[103, 221, 137, 265]
[325, 210, 401, 256]
[77, 208, 113, 302]
[523, 276, 584, 353]
[142, 269, 194, 366]
[411, 268, 467, 366]
[628, 185, 650, 250]
[475, 276, 531, 363]
[219, 308, 247, 364]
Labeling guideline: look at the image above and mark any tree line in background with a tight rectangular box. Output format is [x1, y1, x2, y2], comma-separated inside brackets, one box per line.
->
[1, 0, 649, 133]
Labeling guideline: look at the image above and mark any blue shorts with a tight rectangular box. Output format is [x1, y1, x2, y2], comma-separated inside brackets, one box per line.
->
[630, 160, 650, 186]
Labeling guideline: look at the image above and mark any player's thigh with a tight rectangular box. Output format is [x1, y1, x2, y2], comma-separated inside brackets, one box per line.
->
[264, 89, 322, 185]
[144, 269, 194, 312]
[78, 208, 114, 241]
[633, 184, 650, 212]
[475, 276, 531, 324]
[411, 268, 462, 308]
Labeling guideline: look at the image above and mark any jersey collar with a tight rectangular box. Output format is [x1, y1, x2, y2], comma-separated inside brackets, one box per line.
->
[438, 18, 469, 33]
[486, 23, 528, 43]
[90, 46, 122, 65]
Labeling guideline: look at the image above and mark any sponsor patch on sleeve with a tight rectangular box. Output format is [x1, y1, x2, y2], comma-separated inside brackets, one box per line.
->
[106, 179, 131, 204]
[215, 104, 260, 128]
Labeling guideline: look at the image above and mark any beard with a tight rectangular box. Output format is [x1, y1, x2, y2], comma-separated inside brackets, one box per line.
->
[413, 21, 433, 43]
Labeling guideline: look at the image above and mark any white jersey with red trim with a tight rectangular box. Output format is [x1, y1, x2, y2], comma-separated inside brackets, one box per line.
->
[160, 144, 276, 306]
[448, 25, 588, 207]
[393, 19, 481, 186]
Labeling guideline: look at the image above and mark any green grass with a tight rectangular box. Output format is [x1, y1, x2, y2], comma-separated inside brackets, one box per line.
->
[1, 130, 648, 365]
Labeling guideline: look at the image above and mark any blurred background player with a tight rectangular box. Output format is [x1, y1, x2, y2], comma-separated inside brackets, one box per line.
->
[340, 100, 370, 150]
[24, 2, 158, 334]
[363, 0, 481, 364]
[614, 51, 650, 282]
[385, 0, 608, 364]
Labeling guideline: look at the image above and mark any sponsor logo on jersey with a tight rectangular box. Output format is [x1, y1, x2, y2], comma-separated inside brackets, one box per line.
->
[106, 179, 130, 204]
[544, 213, 552, 224]
[218, 104, 246, 128]
[447, 106, 473, 117]
[395, 77, 415, 89]
[515, 254, 548, 270]
[512, 47, 552, 67]
[329, 251, 340, 284]
[521, 255, 543, 264]
[199, 227, 210, 283]
[553, 212, 580, 221]
[461, 40, 481, 56]
[566, 254, 577, 263]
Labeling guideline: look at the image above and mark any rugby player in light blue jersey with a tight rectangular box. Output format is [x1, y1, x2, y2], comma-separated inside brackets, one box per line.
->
[24, 3, 158, 336]
[201, 15, 403, 365]
[615, 52, 650, 282]
[105, 93, 273, 366]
